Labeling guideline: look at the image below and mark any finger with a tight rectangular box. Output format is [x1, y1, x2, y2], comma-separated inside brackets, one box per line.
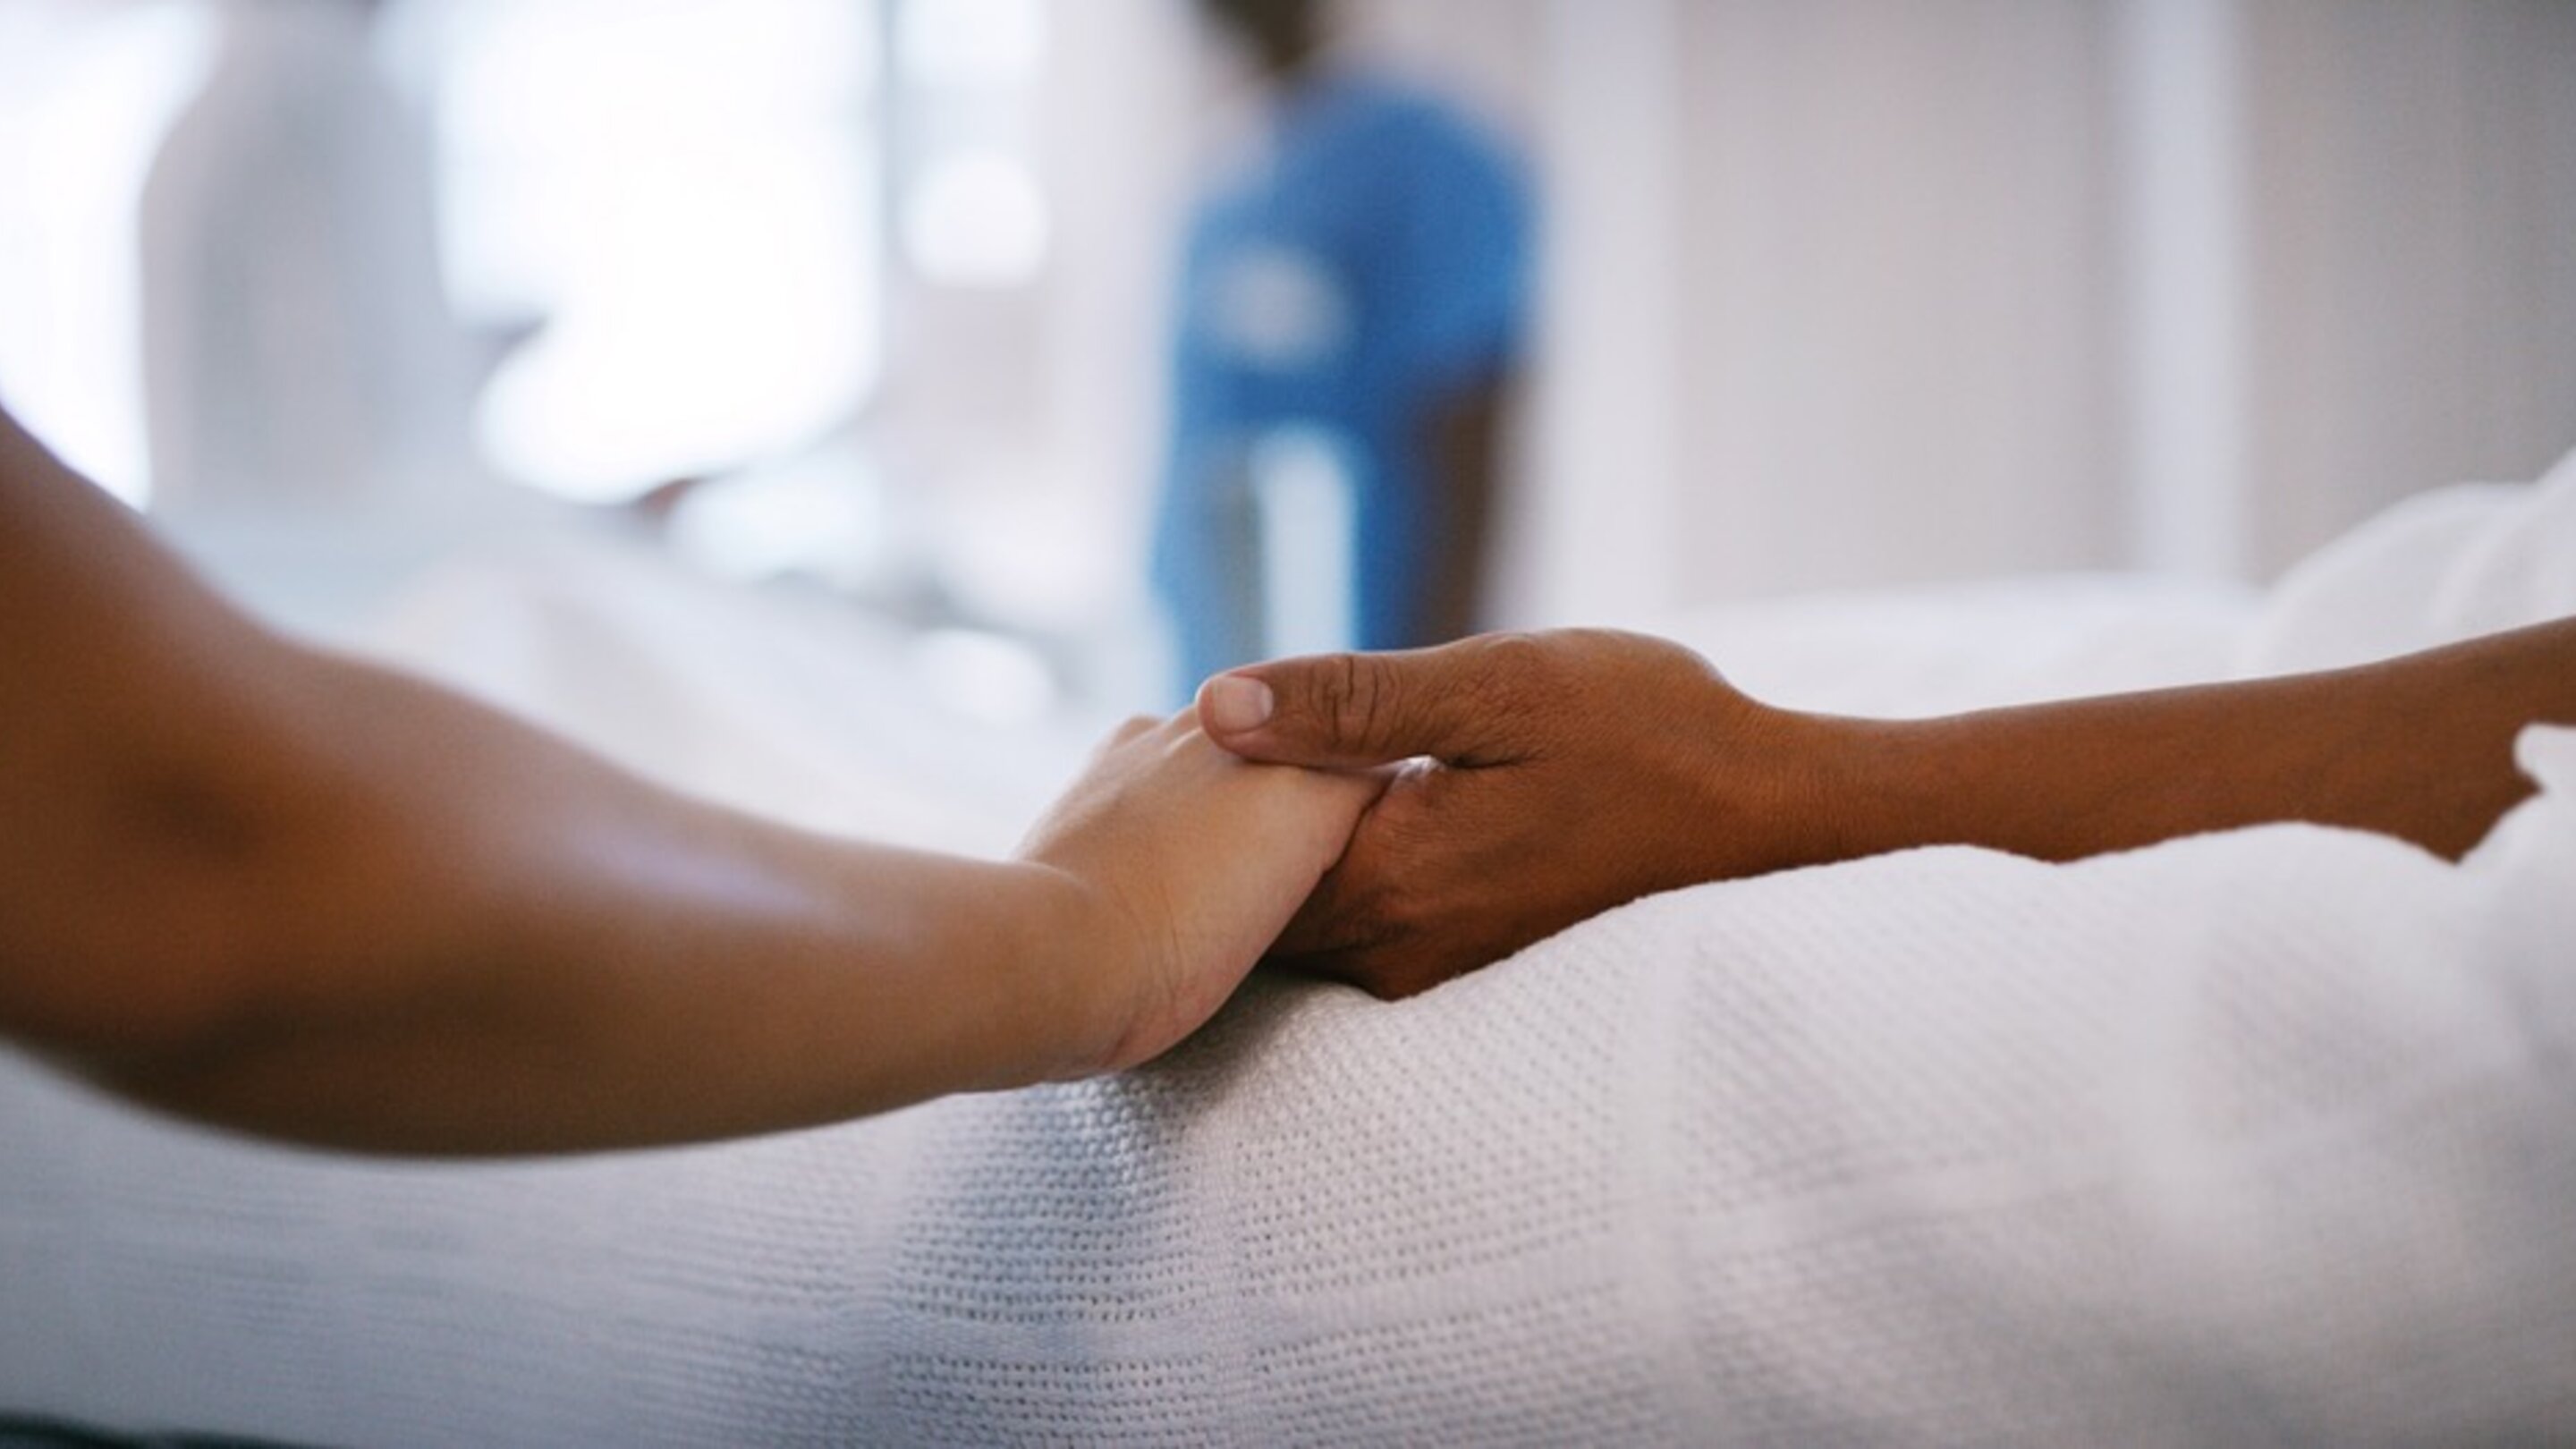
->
[1269, 936, 1470, 1004]
[1260, 760, 1417, 955]
[1195, 634, 1538, 769]
[1268, 858, 1361, 958]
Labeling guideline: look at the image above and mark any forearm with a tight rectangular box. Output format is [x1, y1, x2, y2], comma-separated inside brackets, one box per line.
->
[1198, 617, 2576, 996]
[10, 398, 1383, 1153]
[1792, 616, 2576, 867]
[38, 644, 1106, 1156]
[92, 860, 1092, 1157]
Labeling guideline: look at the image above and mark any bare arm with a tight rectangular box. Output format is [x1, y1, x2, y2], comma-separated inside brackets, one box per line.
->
[0, 407, 1377, 1154]
[1814, 623, 2571, 865]
[1199, 623, 2576, 997]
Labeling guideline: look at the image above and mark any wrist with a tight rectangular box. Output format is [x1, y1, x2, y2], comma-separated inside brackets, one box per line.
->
[1793, 712, 1975, 867]
[1673, 683, 1916, 879]
[979, 860, 1128, 1089]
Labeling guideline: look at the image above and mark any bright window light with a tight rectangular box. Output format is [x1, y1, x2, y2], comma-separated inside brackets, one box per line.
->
[896, 0, 1047, 89]
[665, 443, 886, 589]
[910, 626, 1058, 726]
[437, 0, 885, 504]
[0, 0, 215, 508]
[902, 150, 1050, 288]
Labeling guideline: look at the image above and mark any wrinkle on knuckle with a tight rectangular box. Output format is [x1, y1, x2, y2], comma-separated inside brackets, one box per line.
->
[1464, 631, 1560, 719]
[1472, 630, 1550, 673]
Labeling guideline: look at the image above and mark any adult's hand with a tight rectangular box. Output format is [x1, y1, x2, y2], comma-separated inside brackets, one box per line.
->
[1205, 619, 2576, 1004]
[1195, 630, 1843, 999]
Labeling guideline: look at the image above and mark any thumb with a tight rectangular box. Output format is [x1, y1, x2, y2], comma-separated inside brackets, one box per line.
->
[1196, 637, 1523, 768]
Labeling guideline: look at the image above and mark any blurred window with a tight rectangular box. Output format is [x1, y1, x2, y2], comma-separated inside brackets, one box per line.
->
[891, 0, 1049, 289]
[0, 0, 216, 507]
[436, 0, 886, 503]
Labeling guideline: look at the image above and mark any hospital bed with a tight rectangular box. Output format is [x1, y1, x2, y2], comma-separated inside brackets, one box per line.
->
[4, 463, 2573, 1445]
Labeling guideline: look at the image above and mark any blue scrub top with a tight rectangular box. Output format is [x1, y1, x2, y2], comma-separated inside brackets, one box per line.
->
[1154, 70, 1532, 686]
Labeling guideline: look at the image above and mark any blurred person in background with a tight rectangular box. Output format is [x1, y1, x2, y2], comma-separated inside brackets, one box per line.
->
[1151, 0, 1532, 702]
[139, 0, 485, 519]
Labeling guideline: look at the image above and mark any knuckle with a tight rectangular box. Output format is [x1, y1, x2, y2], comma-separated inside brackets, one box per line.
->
[1352, 948, 1447, 1002]
[1590, 626, 1720, 686]
[1089, 713, 1160, 764]
[1454, 631, 1565, 749]
[1465, 631, 1555, 701]
[1351, 966, 1411, 1003]
[1470, 630, 1552, 673]
[1323, 938, 1415, 1001]
[1369, 880, 1428, 935]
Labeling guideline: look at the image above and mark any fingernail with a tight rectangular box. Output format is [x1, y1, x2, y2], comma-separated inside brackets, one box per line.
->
[1205, 674, 1274, 733]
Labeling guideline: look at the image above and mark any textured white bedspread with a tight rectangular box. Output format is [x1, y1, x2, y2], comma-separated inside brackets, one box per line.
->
[3, 461, 2572, 1445]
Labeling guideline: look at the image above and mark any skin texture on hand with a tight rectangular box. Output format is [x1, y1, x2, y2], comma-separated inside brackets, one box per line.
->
[1203, 619, 2576, 1003]
[1014, 712, 1385, 1072]
[1196, 630, 1829, 998]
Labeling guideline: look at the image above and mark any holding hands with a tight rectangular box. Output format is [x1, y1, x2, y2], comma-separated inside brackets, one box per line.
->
[1193, 614, 2576, 1005]
[1194, 631, 1839, 999]
[1014, 711, 1384, 1072]
[14, 388, 2566, 1154]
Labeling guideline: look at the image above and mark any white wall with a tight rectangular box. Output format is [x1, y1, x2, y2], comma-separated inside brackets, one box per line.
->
[1118, 0, 2576, 626]
[704, 0, 2576, 640]
[1658, 0, 2125, 605]
[2241, 0, 2576, 577]
[16, 0, 2568, 638]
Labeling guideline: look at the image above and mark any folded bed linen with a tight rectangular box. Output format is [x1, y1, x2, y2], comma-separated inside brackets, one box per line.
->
[3, 458, 2572, 1445]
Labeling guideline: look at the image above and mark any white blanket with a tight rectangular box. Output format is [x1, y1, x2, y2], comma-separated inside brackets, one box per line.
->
[4, 460, 2573, 1445]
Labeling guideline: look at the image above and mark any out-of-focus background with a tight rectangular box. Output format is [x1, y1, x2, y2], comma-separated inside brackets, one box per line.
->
[4, 0, 2572, 722]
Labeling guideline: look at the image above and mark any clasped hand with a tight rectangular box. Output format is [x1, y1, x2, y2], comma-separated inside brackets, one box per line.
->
[1067, 610, 2576, 1040]
[1193, 630, 1824, 1000]
[1017, 630, 1797, 1072]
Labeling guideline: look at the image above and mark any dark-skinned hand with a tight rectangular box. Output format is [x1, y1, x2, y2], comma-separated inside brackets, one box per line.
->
[1203, 618, 2576, 1001]
[1195, 629, 1838, 999]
